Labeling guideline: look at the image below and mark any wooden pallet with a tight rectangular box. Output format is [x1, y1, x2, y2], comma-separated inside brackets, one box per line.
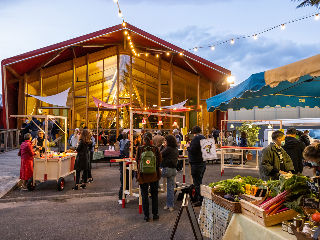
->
[240, 199, 298, 227]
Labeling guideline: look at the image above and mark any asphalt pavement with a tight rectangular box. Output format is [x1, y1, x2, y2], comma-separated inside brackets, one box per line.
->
[0, 161, 260, 240]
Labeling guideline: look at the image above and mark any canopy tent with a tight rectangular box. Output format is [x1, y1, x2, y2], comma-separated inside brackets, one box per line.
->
[207, 54, 320, 112]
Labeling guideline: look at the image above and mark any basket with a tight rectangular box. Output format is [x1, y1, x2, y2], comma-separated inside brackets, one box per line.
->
[240, 199, 298, 227]
[200, 185, 242, 213]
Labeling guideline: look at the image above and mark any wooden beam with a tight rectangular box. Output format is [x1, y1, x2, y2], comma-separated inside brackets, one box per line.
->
[158, 57, 161, 107]
[72, 59, 76, 129]
[6, 66, 23, 80]
[116, 47, 120, 138]
[170, 56, 174, 129]
[85, 54, 89, 127]
[144, 60, 147, 108]
[17, 75, 25, 128]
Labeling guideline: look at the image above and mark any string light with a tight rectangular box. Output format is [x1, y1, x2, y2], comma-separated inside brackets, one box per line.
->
[230, 39, 235, 45]
[315, 14, 320, 20]
[127, 36, 131, 40]
[124, 30, 128, 35]
[118, 10, 123, 18]
[145, 53, 149, 57]
[280, 24, 286, 30]
[166, 52, 170, 56]
[122, 21, 126, 27]
[113, 0, 118, 3]
[179, 52, 183, 56]
[156, 54, 159, 58]
[253, 34, 258, 40]
[210, 46, 215, 51]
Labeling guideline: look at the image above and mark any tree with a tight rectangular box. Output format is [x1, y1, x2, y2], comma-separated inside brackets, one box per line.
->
[292, 0, 320, 8]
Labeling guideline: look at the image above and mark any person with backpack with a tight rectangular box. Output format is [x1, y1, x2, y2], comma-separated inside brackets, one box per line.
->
[136, 133, 162, 222]
[187, 126, 206, 207]
[161, 135, 179, 212]
[118, 132, 130, 204]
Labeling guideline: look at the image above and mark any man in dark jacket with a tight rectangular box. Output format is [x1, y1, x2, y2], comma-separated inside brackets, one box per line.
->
[188, 126, 206, 206]
[260, 130, 294, 180]
[283, 128, 305, 174]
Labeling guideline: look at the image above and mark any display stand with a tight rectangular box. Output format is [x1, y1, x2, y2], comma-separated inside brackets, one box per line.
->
[170, 193, 203, 240]
[11, 114, 75, 191]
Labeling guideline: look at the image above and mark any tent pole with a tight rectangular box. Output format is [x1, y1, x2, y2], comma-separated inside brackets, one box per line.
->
[158, 57, 161, 129]
[72, 59, 76, 129]
[170, 56, 173, 130]
[64, 117, 67, 152]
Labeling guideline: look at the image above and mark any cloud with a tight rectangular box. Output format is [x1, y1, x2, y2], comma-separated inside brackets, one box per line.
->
[162, 26, 320, 83]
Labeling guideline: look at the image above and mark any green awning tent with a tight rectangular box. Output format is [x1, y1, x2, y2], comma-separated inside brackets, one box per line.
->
[207, 54, 320, 112]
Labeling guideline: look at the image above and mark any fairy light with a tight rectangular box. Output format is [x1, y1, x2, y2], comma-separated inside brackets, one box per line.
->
[179, 52, 183, 56]
[280, 24, 286, 30]
[166, 52, 170, 56]
[253, 34, 258, 40]
[124, 30, 128, 35]
[230, 39, 235, 45]
[145, 53, 149, 57]
[210, 46, 215, 51]
[122, 21, 126, 27]
[127, 36, 131, 40]
[156, 54, 159, 58]
[118, 10, 123, 18]
[315, 14, 320, 20]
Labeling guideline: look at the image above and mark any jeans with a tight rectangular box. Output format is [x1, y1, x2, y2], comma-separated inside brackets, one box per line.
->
[140, 181, 159, 218]
[118, 163, 130, 200]
[162, 167, 177, 207]
[190, 163, 206, 202]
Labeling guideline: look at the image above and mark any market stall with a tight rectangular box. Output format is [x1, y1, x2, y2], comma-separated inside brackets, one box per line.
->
[199, 174, 320, 240]
[11, 114, 76, 191]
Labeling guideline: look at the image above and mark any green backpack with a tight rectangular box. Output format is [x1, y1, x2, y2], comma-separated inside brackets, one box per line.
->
[140, 147, 156, 174]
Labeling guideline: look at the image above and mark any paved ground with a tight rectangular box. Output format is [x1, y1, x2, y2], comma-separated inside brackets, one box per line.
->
[0, 160, 261, 240]
[0, 150, 20, 198]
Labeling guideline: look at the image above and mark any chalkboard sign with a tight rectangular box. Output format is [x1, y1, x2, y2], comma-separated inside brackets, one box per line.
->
[170, 194, 203, 240]
[303, 198, 320, 209]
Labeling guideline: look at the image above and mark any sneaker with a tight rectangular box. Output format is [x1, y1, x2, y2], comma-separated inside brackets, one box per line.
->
[80, 184, 86, 189]
[163, 206, 169, 210]
[72, 185, 79, 190]
[88, 178, 93, 183]
[153, 215, 159, 221]
[144, 216, 150, 222]
[118, 200, 123, 205]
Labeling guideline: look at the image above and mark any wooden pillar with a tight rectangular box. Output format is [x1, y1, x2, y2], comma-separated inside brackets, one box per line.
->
[25, 74, 29, 115]
[158, 58, 161, 129]
[116, 47, 120, 138]
[170, 58, 173, 129]
[72, 59, 76, 129]
[17, 77, 26, 128]
[39, 69, 43, 109]
[197, 75, 200, 126]
[209, 81, 213, 130]
[3, 66, 9, 129]
[85, 54, 89, 127]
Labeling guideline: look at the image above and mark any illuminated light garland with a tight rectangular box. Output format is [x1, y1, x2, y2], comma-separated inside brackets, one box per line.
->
[189, 12, 319, 51]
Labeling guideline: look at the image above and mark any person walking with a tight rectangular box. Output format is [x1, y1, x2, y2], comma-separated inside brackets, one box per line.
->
[260, 130, 294, 180]
[136, 133, 162, 222]
[118, 132, 130, 204]
[161, 135, 179, 212]
[283, 127, 305, 174]
[187, 126, 206, 206]
[19, 133, 35, 190]
[73, 129, 92, 190]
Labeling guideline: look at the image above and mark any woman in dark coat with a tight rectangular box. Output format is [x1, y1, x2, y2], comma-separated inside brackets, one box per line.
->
[73, 129, 92, 190]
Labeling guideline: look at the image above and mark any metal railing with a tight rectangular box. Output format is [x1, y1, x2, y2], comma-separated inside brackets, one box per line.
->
[0, 129, 20, 152]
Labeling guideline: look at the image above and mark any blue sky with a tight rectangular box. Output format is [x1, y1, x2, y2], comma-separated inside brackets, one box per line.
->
[1, 0, 320, 92]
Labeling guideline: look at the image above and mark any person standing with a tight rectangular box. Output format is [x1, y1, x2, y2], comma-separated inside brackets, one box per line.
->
[19, 133, 35, 190]
[260, 130, 294, 180]
[136, 133, 162, 222]
[70, 128, 80, 149]
[32, 131, 46, 154]
[161, 135, 179, 212]
[84, 130, 95, 183]
[211, 127, 220, 144]
[73, 129, 92, 190]
[187, 126, 206, 206]
[29, 117, 41, 139]
[283, 127, 305, 174]
[118, 132, 130, 204]
[152, 130, 165, 148]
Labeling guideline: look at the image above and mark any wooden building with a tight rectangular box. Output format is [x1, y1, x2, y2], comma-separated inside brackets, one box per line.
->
[1, 23, 231, 132]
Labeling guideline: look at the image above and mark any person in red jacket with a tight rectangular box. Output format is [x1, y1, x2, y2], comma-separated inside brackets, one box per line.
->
[19, 133, 35, 190]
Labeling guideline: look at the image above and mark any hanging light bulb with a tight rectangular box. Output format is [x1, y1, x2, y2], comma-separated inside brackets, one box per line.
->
[211, 46, 215, 51]
[142, 118, 146, 125]
[230, 39, 235, 45]
[124, 30, 128, 35]
[179, 52, 183, 56]
[166, 52, 170, 56]
[157, 119, 163, 126]
[230, 124, 234, 129]
[118, 10, 123, 18]
[156, 54, 159, 58]
[127, 35, 131, 40]
[253, 34, 258, 40]
[280, 24, 286, 30]
[315, 14, 320, 21]
[145, 53, 149, 57]
[193, 47, 198, 52]
[122, 21, 126, 27]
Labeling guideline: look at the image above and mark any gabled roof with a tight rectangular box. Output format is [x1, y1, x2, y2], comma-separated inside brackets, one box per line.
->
[1, 23, 230, 81]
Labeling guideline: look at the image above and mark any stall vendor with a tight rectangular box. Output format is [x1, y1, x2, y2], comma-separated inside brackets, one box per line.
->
[32, 131, 46, 154]
[19, 133, 35, 190]
[260, 130, 294, 180]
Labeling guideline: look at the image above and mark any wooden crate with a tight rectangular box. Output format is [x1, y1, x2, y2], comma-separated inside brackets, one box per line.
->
[240, 199, 298, 227]
[200, 185, 242, 213]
